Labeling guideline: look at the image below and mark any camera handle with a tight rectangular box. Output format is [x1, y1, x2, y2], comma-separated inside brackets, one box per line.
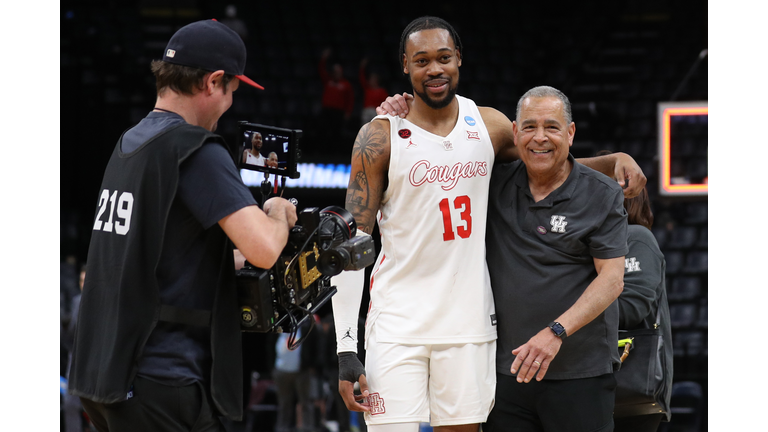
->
[260, 172, 272, 206]
[261, 172, 295, 205]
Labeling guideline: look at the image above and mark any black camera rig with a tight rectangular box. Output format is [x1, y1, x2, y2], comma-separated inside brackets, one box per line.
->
[234, 123, 375, 348]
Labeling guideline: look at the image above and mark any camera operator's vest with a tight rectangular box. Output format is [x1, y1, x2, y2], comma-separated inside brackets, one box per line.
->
[68, 124, 244, 420]
[367, 95, 497, 345]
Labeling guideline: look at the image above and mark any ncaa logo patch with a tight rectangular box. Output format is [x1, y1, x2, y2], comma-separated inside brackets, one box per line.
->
[166, 49, 176, 58]
[464, 116, 476, 126]
[398, 129, 412, 139]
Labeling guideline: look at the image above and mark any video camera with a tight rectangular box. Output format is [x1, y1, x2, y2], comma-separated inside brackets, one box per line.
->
[235, 122, 375, 347]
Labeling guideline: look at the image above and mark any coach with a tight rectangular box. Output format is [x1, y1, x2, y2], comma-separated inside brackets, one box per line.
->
[484, 86, 628, 432]
[68, 20, 297, 431]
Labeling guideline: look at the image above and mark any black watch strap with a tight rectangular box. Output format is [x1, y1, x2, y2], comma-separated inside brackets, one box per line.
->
[548, 321, 567, 339]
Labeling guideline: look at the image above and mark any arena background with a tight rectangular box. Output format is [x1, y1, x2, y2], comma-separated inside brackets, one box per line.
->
[52, 0, 722, 430]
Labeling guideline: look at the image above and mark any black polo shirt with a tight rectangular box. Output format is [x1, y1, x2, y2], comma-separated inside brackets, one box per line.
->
[486, 154, 628, 380]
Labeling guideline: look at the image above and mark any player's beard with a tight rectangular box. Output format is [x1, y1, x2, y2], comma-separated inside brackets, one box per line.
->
[413, 77, 458, 110]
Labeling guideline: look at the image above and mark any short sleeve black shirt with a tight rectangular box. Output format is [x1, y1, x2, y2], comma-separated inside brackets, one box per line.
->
[486, 154, 628, 379]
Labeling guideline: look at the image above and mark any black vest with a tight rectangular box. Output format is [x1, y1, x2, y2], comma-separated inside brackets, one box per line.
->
[68, 124, 244, 420]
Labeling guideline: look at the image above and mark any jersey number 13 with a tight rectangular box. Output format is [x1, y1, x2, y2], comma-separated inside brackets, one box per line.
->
[439, 195, 472, 241]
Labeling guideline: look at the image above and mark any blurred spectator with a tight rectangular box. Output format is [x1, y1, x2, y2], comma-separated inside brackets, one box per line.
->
[359, 58, 388, 126]
[615, 188, 673, 431]
[220, 4, 249, 41]
[60, 255, 79, 376]
[63, 265, 88, 432]
[274, 318, 324, 432]
[596, 150, 672, 431]
[318, 48, 355, 154]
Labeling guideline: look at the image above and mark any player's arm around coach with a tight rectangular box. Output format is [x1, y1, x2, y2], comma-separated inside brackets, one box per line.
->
[377, 95, 647, 198]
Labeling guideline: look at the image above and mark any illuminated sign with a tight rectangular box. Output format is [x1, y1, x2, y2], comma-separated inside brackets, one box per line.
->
[241, 163, 351, 188]
[657, 101, 708, 196]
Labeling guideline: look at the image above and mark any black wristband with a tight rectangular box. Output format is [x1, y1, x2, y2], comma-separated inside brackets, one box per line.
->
[338, 352, 366, 382]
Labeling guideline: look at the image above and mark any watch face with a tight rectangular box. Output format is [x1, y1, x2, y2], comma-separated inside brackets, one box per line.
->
[550, 322, 566, 337]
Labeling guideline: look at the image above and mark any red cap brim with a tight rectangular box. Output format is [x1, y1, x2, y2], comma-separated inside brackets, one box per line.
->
[237, 75, 264, 90]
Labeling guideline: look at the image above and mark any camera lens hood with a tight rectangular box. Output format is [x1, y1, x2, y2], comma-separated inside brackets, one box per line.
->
[319, 206, 357, 242]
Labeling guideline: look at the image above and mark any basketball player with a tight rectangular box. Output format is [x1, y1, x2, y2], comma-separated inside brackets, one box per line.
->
[331, 16, 646, 432]
[242, 131, 266, 166]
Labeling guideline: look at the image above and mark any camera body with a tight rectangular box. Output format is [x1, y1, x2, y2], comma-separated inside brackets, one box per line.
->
[236, 206, 375, 333]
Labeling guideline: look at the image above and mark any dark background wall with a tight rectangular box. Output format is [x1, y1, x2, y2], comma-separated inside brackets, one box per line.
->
[59, 1, 708, 430]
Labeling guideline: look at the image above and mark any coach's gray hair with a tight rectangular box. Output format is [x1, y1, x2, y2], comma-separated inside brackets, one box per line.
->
[516, 86, 573, 124]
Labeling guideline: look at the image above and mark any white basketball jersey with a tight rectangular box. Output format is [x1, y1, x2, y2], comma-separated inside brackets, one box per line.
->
[367, 95, 497, 345]
[246, 151, 265, 166]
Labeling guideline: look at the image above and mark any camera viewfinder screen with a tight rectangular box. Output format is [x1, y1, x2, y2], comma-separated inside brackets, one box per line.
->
[240, 128, 290, 173]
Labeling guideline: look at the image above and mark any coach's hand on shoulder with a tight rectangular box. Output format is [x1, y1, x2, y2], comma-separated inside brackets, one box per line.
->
[263, 197, 298, 228]
[376, 92, 413, 118]
[510, 328, 563, 384]
[338, 352, 371, 412]
[612, 152, 647, 198]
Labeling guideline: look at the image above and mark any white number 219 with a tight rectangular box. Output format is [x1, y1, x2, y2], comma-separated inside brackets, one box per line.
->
[93, 189, 134, 235]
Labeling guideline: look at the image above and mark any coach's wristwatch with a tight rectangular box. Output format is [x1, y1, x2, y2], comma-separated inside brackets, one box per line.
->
[548, 321, 567, 340]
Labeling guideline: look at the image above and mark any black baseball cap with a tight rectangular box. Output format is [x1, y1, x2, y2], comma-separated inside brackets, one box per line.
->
[163, 19, 264, 90]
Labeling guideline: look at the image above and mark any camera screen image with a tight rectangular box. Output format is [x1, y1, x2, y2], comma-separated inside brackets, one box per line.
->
[238, 122, 301, 179]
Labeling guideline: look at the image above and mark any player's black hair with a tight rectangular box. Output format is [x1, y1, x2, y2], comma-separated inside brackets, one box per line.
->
[399, 16, 463, 69]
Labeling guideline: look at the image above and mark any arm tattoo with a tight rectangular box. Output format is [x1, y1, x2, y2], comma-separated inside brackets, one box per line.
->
[345, 122, 388, 234]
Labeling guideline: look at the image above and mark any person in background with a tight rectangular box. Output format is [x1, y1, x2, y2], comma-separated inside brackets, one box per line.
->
[273, 318, 324, 432]
[220, 4, 249, 41]
[63, 265, 88, 432]
[359, 58, 388, 126]
[614, 185, 673, 431]
[318, 48, 355, 152]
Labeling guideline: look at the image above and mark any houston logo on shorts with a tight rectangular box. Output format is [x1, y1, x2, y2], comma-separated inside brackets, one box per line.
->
[367, 393, 386, 415]
[408, 160, 488, 191]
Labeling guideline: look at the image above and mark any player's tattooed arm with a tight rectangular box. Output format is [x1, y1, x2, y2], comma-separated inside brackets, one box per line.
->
[345, 119, 390, 235]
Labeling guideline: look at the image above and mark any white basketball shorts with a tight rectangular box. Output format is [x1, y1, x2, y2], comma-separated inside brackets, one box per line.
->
[362, 324, 496, 427]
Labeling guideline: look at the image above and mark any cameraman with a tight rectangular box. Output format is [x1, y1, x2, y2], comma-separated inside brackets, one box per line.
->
[68, 20, 297, 431]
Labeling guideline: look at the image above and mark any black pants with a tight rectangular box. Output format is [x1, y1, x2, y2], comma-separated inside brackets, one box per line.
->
[485, 372, 616, 432]
[614, 414, 664, 432]
[80, 376, 224, 432]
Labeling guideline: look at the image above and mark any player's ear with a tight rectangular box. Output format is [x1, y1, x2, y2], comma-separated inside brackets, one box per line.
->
[402, 53, 409, 75]
[512, 121, 519, 146]
[456, 49, 462, 67]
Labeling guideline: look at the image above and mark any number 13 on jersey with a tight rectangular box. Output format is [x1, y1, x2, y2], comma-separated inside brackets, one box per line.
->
[438, 195, 472, 241]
